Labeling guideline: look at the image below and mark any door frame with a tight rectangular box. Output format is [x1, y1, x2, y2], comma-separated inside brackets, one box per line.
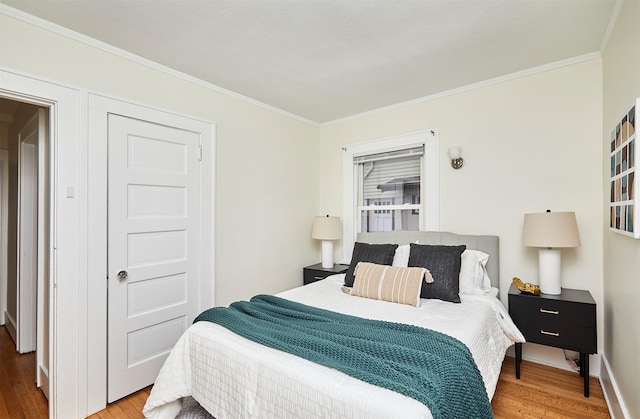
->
[0, 149, 8, 327]
[86, 93, 215, 413]
[1, 69, 81, 418]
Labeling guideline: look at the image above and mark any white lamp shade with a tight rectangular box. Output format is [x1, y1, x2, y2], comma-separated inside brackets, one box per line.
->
[522, 211, 581, 248]
[312, 216, 342, 240]
[448, 146, 462, 159]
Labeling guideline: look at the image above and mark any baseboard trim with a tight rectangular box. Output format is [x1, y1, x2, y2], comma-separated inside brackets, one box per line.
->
[39, 364, 50, 400]
[600, 354, 631, 419]
[4, 311, 17, 346]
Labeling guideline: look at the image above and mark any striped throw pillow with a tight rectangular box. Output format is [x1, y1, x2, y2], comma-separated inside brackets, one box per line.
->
[351, 262, 432, 307]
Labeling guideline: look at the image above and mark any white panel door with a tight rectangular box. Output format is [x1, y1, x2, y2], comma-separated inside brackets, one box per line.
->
[17, 110, 45, 355]
[0, 150, 8, 329]
[18, 142, 37, 353]
[107, 114, 201, 402]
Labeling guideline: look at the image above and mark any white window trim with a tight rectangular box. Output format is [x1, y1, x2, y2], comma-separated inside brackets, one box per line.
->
[358, 204, 422, 211]
[342, 130, 439, 262]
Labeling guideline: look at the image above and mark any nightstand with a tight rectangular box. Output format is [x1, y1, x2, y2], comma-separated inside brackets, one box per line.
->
[508, 283, 596, 397]
[303, 263, 349, 285]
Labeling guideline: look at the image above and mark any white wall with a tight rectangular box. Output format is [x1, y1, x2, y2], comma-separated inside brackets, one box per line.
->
[318, 59, 604, 373]
[602, 1, 640, 417]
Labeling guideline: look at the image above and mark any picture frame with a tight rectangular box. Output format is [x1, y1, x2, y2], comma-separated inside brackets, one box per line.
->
[609, 99, 639, 238]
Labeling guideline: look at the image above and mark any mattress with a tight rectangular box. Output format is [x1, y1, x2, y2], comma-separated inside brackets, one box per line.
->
[143, 274, 524, 419]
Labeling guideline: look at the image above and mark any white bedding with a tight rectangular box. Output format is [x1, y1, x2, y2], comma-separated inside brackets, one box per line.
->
[144, 274, 524, 419]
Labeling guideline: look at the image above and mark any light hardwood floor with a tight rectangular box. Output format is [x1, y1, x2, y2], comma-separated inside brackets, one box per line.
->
[1, 326, 610, 418]
[493, 358, 610, 418]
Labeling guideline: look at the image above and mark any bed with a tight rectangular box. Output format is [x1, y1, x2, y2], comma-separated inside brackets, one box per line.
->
[143, 231, 524, 419]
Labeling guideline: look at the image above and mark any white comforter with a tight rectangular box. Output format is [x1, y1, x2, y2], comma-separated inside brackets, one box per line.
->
[143, 275, 524, 419]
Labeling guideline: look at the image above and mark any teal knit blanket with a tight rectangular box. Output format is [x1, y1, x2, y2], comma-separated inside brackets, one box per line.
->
[194, 294, 493, 419]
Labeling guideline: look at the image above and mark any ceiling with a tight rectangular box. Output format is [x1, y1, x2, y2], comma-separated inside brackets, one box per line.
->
[2, 0, 617, 124]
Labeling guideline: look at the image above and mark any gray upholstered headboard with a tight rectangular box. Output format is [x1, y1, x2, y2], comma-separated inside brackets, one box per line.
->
[357, 231, 500, 289]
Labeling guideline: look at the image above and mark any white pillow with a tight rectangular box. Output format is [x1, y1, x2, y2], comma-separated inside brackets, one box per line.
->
[459, 249, 492, 295]
[391, 241, 420, 267]
[392, 244, 411, 267]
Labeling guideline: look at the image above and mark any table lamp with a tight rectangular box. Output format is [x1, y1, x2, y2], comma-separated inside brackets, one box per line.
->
[312, 215, 342, 268]
[522, 210, 581, 294]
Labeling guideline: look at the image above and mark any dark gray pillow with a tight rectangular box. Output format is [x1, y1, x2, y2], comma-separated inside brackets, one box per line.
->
[344, 242, 398, 287]
[408, 244, 466, 303]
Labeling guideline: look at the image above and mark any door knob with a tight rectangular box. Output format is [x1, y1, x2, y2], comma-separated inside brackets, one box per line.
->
[117, 270, 128, 281]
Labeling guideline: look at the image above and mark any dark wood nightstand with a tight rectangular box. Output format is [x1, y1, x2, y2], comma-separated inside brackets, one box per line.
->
[508, 283, 596, 397]
[303, 263, 349, 285]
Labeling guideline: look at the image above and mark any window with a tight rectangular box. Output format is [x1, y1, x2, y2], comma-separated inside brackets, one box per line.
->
[356, 147, 423, 233]
[342, 131, 439, 260]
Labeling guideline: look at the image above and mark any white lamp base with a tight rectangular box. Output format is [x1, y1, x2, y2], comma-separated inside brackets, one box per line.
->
[321, 240, 334, 268]
[538, 248, 561, 295]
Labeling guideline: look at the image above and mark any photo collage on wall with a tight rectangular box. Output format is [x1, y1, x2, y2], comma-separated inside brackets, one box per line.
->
[610, 99, 639, 238]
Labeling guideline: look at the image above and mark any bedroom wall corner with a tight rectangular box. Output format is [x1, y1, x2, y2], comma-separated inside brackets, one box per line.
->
[601, 0, 640, 417]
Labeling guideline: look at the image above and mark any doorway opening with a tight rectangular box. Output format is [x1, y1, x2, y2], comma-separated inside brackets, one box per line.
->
[0, 97, 51, 404]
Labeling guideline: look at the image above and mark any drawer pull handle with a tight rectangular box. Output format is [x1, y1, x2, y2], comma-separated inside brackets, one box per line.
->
[314, 276, 324, 280]
[540, 330, 560, 337]
[540, 308, 559, 315]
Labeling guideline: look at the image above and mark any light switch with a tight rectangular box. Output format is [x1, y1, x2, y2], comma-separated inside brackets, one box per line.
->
[66, 186, 75, 198]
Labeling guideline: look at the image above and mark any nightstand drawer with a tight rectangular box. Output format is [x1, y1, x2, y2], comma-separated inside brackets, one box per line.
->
[303, 270, 331, 285]
[303, 263, 349, 285]
[516, 321, 596, 353]
[510, 297, 595, 329]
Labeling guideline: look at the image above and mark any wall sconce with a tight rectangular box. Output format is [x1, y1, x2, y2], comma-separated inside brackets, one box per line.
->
[448, 146, 464, 169]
